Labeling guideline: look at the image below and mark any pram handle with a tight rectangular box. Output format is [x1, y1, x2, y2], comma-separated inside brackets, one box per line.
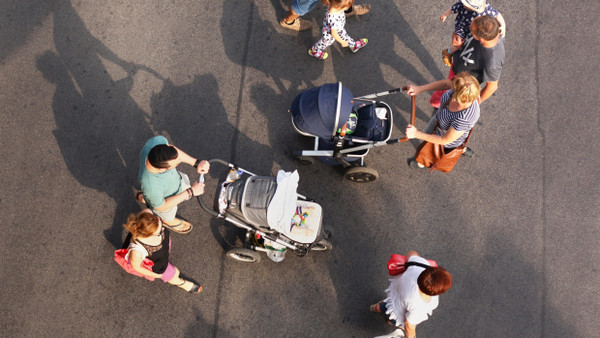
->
[354, 86, 408, 100]
[399, 95, 416, 142]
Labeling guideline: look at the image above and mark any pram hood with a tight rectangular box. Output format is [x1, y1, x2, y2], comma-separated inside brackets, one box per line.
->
[291, 82, 354, 139]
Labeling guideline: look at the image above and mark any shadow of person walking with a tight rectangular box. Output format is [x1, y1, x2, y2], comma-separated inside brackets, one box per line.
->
[37, 0, 155, 248]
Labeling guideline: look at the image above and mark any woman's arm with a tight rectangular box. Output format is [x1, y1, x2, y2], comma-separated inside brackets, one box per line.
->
[406, 125, 465, 146]
[406, 79, 452, 96]
[129, 250, 163, 279]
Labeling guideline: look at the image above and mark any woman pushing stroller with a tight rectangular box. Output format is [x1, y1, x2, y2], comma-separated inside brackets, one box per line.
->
[404, 72, 481, 169]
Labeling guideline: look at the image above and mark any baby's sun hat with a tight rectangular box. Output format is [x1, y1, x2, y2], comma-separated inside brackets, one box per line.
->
[461, 0, 486, 13]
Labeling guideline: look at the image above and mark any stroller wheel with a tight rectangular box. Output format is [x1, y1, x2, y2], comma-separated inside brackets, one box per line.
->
[226, 247, 261, 263]
[310, 238, 333, 251]
[295, 155, 316, 165]
[292, 245, 309, 257]
[344, 166, 379, 183]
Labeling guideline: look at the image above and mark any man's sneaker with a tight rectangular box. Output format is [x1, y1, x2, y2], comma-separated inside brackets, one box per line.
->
[280, 18, 312, 31]
[346, 4, 371, 16]
[308, 47, 328, 60]
[442, 49, 453, 66]
[351, 38, 368, 53]
[462, 147, 474, 157]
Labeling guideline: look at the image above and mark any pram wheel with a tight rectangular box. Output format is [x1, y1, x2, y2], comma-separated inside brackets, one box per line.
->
[295, 155, 316, 165]
[344, 166, 379, 183]
[226, 247, 261, 263]
[310, 238, 333, 251]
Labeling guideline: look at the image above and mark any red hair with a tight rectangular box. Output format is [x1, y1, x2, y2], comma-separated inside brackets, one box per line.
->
[417, 267, 453, 296]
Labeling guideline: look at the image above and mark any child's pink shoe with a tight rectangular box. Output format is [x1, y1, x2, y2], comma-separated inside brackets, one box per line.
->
[308, 47, 328, 60]
[351, 38, 368, 53]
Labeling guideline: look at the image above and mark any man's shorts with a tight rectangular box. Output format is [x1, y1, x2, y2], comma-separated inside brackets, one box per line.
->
[152, 172, 191, 222]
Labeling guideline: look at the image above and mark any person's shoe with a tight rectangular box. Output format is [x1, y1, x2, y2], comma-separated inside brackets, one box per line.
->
[351, 38, 368, 53]
[409, 159, 426, 169]
[462, 147, 474, 157]
[177, 279, 203, 294]
[308, 47, 328, 60]
[374, 328, 405, 338]
[369, 301, 382, 312]
[346, 4, 371, 16]
[163, 218, 194, 234]
[280, 18, 312, 31]
[442, 49, 453, 67]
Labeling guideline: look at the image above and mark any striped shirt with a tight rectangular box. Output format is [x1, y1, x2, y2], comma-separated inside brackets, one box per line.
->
[435, 90, 480, 149]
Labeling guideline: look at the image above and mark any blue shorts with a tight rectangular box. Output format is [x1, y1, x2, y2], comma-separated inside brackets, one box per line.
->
[292, 0, 320, 16]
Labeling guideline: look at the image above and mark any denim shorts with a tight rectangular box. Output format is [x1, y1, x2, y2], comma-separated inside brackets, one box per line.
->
[292, 0, 319, 16]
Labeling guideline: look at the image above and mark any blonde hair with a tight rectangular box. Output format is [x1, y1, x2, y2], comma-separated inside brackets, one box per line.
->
[124, 211, 160, 240]
[451, 72, 480, 105]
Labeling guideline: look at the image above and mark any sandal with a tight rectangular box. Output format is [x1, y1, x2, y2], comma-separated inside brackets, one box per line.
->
[308, 47, 328, 60]
[176, 279, 203, 294]
[163, 219, 193, 234]
[370, 301, 382, 313]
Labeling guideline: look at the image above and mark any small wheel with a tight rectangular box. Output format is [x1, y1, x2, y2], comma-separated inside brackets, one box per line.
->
[226, 247, 261, 263]
[310, 238, 332, 251]
[295, 155, 316, 165]
[292, 244, 309, 257]
[344, 166, 379, 183]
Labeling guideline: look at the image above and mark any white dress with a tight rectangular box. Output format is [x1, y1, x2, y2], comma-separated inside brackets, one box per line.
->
[384, 255, 439, 326]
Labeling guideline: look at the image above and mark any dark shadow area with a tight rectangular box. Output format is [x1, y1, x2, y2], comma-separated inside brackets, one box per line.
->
[222, 0, 324, 94]
[148, 74, 276, 248]
[329, 0, 446, 142]
[37, 0, 154, 248]
[0, 1, 52, 62]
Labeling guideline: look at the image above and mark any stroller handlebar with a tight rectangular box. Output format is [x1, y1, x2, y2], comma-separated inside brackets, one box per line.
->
[355, 86, 408, 100]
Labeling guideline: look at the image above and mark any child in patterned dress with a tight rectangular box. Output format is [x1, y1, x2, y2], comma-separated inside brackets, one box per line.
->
[308, 0, 368, 60]
[440, 0, 506, 66]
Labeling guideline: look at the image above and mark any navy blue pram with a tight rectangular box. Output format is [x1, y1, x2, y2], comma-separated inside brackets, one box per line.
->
[291, 82, 404, 182]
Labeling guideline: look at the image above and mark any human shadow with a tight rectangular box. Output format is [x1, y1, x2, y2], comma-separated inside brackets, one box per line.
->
[328, 0, 445, 143]
[221, 0, 324, 95]
[37, 0, 155, 248]
[148, 73, 276, 250]
[0, 2, 52, 62]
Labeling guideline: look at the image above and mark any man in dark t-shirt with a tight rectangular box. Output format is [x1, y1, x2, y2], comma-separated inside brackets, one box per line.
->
[451, 16, 505, 103]
[418, 15, 505, 108]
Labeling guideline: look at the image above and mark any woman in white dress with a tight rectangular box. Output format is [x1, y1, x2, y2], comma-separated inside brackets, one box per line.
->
[371, 251, 452, 338]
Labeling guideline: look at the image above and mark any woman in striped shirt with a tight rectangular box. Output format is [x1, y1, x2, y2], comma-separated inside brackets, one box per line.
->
[405, 72, 480, 169]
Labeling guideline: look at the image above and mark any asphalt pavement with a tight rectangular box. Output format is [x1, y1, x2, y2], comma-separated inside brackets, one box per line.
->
[1, 0, 598, 337]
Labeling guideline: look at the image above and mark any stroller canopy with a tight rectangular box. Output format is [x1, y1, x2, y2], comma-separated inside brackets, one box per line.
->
[291, 82, 354, 139]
